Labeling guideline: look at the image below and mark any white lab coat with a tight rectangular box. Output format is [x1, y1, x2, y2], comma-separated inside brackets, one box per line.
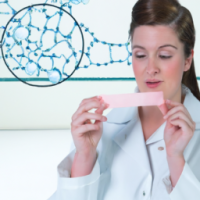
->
[48, 84, 200, 200]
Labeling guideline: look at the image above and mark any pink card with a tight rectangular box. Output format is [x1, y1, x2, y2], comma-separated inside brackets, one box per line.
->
[100, 91, 165, 108]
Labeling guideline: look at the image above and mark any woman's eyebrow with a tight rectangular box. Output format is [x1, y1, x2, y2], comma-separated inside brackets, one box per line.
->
[132, 44, 178, 50]
[159, 44, 177, 49]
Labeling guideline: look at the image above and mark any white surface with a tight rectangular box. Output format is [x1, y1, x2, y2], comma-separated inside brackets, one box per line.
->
[0, 81, 135, 129]
[0, 130, 73, 200]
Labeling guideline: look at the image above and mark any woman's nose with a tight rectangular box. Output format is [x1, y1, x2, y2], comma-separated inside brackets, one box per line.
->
[146, 58, 159, 75]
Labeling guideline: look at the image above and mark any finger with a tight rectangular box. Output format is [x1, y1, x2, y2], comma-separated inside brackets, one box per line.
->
[166, 99, 191, 118]
[78, 98, 105, 118]
[166, 101, 173, 110]
[167, 111, 194, 130]
[73, 123, 100, 137]
[95, 101, 109, 114]
[94, 103, 109, 124]
[164, 119, 177, 143]
[157, 98, 176, 115]
[164, 104, 193, 122]
[166, 99, 181, 106]
[79, 96, 102, 107]
[72, 112, 106, 127]
[72, 100, 102, 121]
[157, 102, 168, 115]
[164, 99, 175, 110]
[169, 118, 192, 134]
[84, 119, 92, 125]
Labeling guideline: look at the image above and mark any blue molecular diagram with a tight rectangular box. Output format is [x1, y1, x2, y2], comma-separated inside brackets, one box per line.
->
[0, 0, 132, 87]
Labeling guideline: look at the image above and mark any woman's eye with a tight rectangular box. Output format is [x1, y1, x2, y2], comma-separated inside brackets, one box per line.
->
[135, 55, 172, 59]
[136, 55, 145, 58]
[160, 55, 172, 59]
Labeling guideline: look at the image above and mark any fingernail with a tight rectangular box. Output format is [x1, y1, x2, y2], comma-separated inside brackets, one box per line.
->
[97, 96, 102, 99]
[102, 117, 107, 121]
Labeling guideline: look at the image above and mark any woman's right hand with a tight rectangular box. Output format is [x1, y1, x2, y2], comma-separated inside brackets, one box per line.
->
[71, 96, 109, 156]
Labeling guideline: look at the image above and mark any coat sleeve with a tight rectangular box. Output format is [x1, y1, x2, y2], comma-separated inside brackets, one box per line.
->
[162, 175, 173, 194]
[167, 128, 200, 200]
[168, 161, 200, 200]
[47, 141, 101, 200]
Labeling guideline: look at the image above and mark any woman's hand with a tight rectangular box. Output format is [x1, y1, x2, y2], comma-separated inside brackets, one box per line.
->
[162, 99, 196, 158]
[71, 96, 109, 156]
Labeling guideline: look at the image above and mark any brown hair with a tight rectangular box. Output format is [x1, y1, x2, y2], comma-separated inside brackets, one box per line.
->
[129, 0, 200, 101]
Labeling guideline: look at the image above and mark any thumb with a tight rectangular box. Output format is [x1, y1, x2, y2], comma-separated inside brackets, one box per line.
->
[157, 99, 173, 116]
[157, 102, 168, 116]
[165, 118, 175, 131]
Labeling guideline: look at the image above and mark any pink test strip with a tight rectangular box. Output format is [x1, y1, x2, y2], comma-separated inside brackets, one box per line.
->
[100, 92, 165, 108]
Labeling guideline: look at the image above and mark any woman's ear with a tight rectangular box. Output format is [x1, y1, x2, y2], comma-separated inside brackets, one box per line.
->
[184, 49, 194, 72]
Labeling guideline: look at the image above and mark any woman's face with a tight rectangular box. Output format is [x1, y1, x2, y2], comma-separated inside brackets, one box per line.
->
[132, 25, 193, 101]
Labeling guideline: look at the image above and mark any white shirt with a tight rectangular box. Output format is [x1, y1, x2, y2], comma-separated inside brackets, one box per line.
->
[48, 84, 200, 200]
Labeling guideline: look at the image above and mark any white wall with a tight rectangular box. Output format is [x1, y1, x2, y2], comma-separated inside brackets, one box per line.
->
[0, 81, 138, 129]
[1, 0, 200, 130]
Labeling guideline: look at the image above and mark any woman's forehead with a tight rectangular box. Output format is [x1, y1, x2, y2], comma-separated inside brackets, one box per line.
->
[132, 25, 181, 50]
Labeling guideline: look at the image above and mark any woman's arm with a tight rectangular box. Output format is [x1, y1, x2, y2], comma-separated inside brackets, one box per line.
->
[167, 155, 185, 187]
[47, 144, 101, 200]
[71, 150, 97, 177]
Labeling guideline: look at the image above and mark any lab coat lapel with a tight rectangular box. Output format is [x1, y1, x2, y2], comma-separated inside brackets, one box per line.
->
[106, 85, 152, 175]
[112, 109, 152, 175]
[182, 85, 200, 130]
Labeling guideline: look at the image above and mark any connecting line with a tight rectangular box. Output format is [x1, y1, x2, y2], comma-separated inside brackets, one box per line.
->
[0, 0, 16, 15]
[44, 0, 73, 15]
[77, 23, 132, 69]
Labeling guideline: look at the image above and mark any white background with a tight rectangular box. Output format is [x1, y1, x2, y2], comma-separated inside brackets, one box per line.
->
[0, 0, 200, 200]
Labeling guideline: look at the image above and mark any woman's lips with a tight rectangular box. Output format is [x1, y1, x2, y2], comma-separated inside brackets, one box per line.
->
[146, 81, 162, 88]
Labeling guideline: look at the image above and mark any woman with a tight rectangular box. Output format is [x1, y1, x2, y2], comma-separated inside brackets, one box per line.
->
[48, 0, 200, 199]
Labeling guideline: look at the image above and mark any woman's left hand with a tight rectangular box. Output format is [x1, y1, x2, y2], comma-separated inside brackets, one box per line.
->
[162, 99, 196, 158]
